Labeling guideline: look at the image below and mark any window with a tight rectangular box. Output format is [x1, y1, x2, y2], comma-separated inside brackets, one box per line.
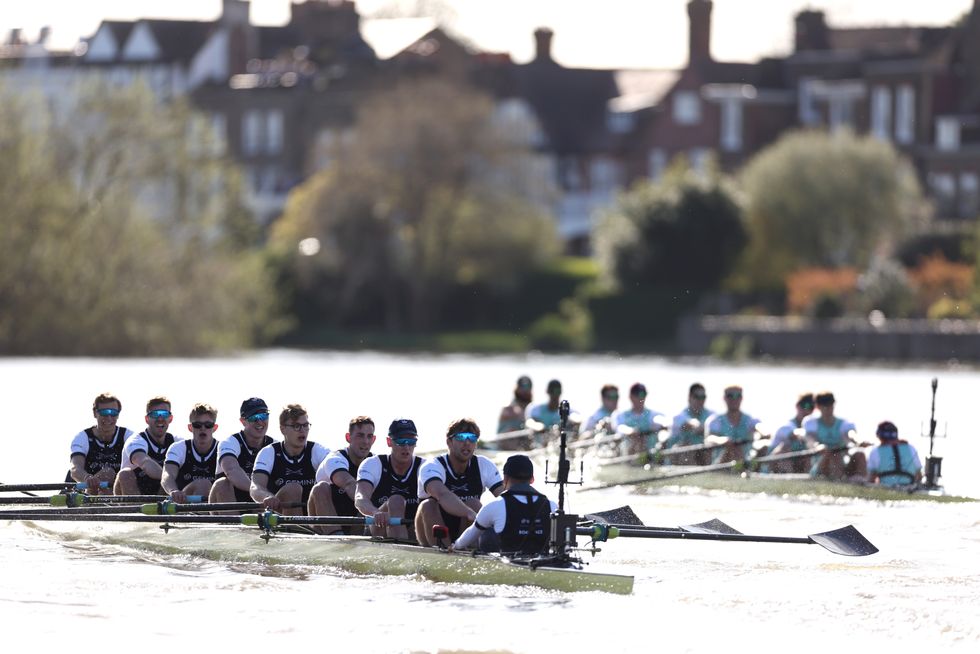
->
[936, 117, 961, 151]
[871, 86, 891, 140]
[798, 78, 819, 125]
[829, 97, 854, 131]
[266, 110, 284, 155]
[648, 148, 668, 180]
[589, 158, 619, 194]
[929, 173, 955, 217]
[959, 173, 979, 218]
[560, 157, 582, 191]
[720, 100, 743, 152]
[895, 85, 915, 144]
[607, 111, 634, 134]
[689, 148, 711, 174]
[673, 90, 701, 125]
[242, 110, 262, 156]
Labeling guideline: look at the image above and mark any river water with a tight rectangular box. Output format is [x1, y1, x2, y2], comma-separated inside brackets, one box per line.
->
[1, 351, 977, 651]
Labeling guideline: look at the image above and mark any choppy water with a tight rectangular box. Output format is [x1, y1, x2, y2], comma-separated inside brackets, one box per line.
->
[1, 351, 977, 651]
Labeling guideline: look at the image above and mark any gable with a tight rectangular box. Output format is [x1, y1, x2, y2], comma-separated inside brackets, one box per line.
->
[122, 22, 161, 61]
[85, 24, 121, 62]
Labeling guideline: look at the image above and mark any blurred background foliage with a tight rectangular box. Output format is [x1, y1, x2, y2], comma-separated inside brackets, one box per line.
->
[3, 83, 979, 356]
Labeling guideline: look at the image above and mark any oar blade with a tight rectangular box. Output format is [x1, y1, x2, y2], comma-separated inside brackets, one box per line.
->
[583, 506, 645, 526]
[680, 519, 742, 535]
[808, 525, 879, 557]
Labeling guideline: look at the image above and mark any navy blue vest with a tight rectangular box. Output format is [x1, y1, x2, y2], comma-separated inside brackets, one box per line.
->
[175, 440, 219, 489]
[66, 426, 127, 481]
[216, 431, 274, 479]
[434, 455, 484, 502]
[500, 483, 552, 555]
[329, 449, 364, 517]
[266, 441, 319, 502]
[371, 455, 421, 521]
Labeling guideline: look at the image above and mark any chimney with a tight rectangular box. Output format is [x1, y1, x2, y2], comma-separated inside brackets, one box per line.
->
[38, 26, 51, 45]
[7, 28, 23, 46]
[794, 10, 830, 51]
[534, 27, 553, 62]
[687, 0, 712, 65]
[221, 0, 250, 26]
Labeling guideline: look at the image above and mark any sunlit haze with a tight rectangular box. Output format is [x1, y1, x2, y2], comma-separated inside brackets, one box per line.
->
[1, 0, 973, 69]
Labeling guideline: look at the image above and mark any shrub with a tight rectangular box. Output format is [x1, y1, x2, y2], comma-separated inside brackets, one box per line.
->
[785, 268, 859, 315]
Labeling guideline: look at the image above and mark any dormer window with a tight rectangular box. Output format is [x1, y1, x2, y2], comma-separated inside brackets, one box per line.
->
[673, 90, 701, 125]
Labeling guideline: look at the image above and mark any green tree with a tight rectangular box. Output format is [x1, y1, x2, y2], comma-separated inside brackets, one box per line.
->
[594, 161, 747, 292]
[737, 129, 926, 291]
[270, 78, 559, 332]
[0, 82, 283, 355]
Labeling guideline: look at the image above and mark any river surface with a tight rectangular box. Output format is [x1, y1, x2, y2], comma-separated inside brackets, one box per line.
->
[0, 351, 977, 652]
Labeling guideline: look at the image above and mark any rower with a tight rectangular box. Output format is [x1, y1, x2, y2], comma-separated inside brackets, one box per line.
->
[208, 397, 275, 504]
[497, 375, 532, 434]
[765, 392, 815, 473]
[308, 415, 376, 534]
[415, 419, 504, 547]
[114, 396, 180, 496]
[867, 421, 922, 487]
[705, 385, 765, 464]
[67, 392, 132, 495]
[803, 392, 868, 481]
[451, 454, 556, 555]
[582, 384, 619, 434]
[250, 404, 330, 515]
[614, 382, 668, 455]
[664, 383, 713, 464]
[161, 403, 220, 504]
[354, 418, 422, 541]
[525, 379, 566, 444]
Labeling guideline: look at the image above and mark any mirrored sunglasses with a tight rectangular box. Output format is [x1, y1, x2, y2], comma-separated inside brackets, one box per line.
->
[96, 408, 120, 417]
[692, 393, 707, 400]
[725, 392, 742, 400]
[191, 421, 215, 430]
[147, 409, 172, 419]
[245, 412, 270, 423]
[452, 432, 479, 443]
[392, 437, 418, 446]
[603, 394, 619, 401]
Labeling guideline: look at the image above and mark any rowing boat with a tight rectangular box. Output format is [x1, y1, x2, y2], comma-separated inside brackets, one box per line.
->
[18, 519, 635, 595]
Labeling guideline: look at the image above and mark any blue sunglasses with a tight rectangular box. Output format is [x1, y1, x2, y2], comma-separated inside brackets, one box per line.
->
[392, 437, 418, 446]
[452, 432, 479, 443]
[245, 412, 270, 423]
[147, 409, 172, 419]
[96, 408, 120, 417]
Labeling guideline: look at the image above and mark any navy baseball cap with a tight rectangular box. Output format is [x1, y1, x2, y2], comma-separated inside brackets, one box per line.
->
[503, 454, 534, 479]
[240, 397, 269, 418]
[876, 421, 899, 440]
[388, 418, 418, 438]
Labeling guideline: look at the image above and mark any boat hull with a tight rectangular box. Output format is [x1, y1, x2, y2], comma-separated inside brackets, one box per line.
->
[19, 521, 634, 595]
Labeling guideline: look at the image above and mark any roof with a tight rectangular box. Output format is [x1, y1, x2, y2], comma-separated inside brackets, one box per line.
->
[360, 17, 439, 60]
[141, 20, 215, 65]
[609, 69, 679, 113]
[828, 26, 953, 57]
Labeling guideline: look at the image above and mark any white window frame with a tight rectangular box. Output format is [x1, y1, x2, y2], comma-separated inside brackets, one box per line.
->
[895, 85, 915, 144]
[720, 99, 743, 152]
[242, 109, 262, 156]
[266, 109, 284, 155]
[673, 90, 701, 125]
[871, 86, 891, 140]
[959, 172, 978, 218]
[648, 148, 668, 180]
[936, 117, 961, 152]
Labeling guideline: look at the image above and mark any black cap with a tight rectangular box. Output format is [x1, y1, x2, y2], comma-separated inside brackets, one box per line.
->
[240, 397, 269, 418]
[517, 375, 532, 389]
[630, 383, 647, 396]
[388, 418, 418, 438]
[547, 379, 562, 393]
[815, 392, 835, 406]
[503, 454, 534, 479]
[876, 421, 899, 440]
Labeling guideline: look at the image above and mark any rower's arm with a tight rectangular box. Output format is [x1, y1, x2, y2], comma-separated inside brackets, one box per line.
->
[160, 462, 180, 496]
[426, 479, 476, 521]
[331, 469, 357, 499]
[354, 480, 378, 516]
[68, 454, 89, 484]
[219, 455, 251, 492]
[129, 451, 163, 480]
[249, 471, 273, 503]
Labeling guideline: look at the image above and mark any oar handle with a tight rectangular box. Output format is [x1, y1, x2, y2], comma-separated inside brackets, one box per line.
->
[76, 481, 110, 490]
[50, 493, 203, 508]
[239, 514, 402, 528]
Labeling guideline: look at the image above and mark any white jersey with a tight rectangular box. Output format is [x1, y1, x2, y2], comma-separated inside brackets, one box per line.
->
[417, 454, 503, 500]
[316, 448, 364, 484]
[164, 439, 217, 468]
[121, 430, 184, 469]
[253, 442, 330, 476]
[454, 493, 558, 549]
[70, 427, 133, 458]
[770, 418, 806, 452]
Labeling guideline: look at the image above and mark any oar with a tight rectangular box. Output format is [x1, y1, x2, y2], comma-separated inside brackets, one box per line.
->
[1, 502, 268, 516]
[580, 461, 739, 491]
[0, 512, 403, 527]
[0, 494, 204, 506]
[0, 481, 108, 493]
[580, 524, 878, 557]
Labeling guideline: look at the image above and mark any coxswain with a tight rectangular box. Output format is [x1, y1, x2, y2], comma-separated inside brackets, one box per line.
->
[114, 396, 180, 496]
[250, 404, 330, 515]
[308, 415, 377, 534]
[451, 454, 556, 555]
[803, 392, 868, 481]
[415, 419, 503, 547]
[67, 392, 132, 495]
[867, 421, 922, 487]
[354, 418, 423, 541]
[161, 403, 220, 504]
[208, 397, 275, 504]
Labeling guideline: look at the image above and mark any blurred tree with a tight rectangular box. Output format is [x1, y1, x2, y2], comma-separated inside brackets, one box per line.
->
[0, 82, 283, 355]
[736, 130, 926, 291]
[594, 160, 747, 292]
[270, 78, 559, 332]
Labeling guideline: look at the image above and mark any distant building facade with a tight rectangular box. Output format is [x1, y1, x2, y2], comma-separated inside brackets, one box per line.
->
[3, 0, 980, 245]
